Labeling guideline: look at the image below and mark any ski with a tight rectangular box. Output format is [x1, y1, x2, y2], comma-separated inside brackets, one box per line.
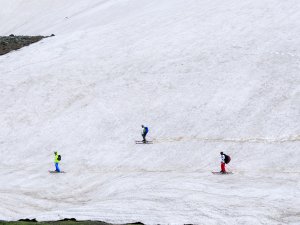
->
[212, 171, 233, 175]
[49, 171, 65, 173]
[135, 140, 153, 144]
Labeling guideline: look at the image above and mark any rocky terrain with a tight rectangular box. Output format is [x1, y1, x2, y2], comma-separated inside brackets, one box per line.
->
[0, 219, 144, 225]
[0, 35, 54, 55]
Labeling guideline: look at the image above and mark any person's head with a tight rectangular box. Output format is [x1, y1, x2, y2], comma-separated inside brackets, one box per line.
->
[220, 152, 224, 155]
[54, 151, 57, 155]
[141, 125, 144, 128]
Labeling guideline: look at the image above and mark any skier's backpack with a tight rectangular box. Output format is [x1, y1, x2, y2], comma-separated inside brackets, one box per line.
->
[145, 127, 149, 133]
[57, 155, 61, 161]
[224, 154, 231, 164]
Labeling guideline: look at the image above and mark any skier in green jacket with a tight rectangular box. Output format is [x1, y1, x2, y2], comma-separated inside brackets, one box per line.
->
[54, 151, 61, 172]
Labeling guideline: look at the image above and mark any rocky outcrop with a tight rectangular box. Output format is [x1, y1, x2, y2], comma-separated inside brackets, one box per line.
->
[0, 34, 54, 55]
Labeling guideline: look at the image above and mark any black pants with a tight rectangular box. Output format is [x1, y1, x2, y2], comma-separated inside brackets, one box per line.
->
[142, 133, 147, 142]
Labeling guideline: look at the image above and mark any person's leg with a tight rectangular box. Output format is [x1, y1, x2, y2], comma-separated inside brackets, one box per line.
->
[55, 163, 60, 172]
[221, 163, 226, 173]
[142, 134, 146, 142]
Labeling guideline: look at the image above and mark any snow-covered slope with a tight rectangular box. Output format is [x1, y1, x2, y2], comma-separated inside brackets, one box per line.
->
[0, 0, 299, 224]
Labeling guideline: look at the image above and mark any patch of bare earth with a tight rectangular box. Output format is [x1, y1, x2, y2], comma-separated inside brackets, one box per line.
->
[0, 34, 54, 56]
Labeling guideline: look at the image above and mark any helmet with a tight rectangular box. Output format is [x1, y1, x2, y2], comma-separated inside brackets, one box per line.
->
[220, 152, 223, 155]
[141, 125, 144, 128]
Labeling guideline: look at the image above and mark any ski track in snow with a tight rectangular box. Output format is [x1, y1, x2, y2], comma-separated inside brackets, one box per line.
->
[153, 135, 300, 144]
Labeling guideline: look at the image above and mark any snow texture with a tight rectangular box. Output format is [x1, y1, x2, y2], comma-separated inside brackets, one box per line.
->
[0, 0, 299, 224]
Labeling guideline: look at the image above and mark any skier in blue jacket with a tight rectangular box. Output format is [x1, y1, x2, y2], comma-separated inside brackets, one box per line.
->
[141, 125, 149, 143]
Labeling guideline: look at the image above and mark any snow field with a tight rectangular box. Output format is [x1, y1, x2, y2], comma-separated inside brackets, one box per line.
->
[0, 0, 299, 224]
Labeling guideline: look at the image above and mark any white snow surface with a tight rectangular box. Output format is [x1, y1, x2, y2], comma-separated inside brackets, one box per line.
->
[0, 0, 300, 224]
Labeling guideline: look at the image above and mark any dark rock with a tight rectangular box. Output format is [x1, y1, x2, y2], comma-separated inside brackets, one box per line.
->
[0, 35, 54, 56]
[59, 218, 77, 221]
[18, 218, 38, 222]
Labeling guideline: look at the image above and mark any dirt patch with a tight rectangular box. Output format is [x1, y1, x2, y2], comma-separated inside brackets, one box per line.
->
[0, 220, 145, 225]
[0, 34, 54, 56]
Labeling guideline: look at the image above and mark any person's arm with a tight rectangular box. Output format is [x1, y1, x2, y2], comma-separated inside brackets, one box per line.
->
[221, 155, 225, 163]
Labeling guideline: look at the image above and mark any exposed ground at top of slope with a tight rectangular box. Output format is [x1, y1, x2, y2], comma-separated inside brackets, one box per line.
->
[0, 35, 53, 56]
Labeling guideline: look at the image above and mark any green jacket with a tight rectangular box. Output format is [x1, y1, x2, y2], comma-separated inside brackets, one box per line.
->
[54, 153, 60, 163]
